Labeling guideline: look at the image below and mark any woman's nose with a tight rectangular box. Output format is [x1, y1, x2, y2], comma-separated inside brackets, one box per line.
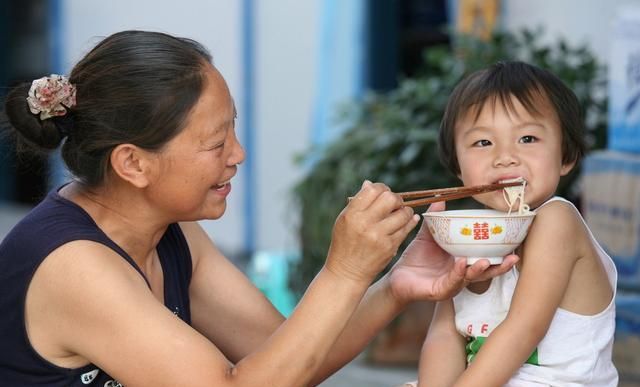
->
[228, 134, 246, 166]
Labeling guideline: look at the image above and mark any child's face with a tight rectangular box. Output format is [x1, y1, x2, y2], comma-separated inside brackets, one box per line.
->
[454, 94, 574, 210]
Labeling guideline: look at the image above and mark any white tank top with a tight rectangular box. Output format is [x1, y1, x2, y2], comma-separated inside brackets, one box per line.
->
[453, 197, 618, 386]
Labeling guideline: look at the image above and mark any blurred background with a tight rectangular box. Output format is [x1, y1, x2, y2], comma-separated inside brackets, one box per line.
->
[1, 0, 640, 385]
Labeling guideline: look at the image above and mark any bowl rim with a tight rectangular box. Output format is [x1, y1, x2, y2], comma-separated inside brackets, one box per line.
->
[421, 208, 536, 219]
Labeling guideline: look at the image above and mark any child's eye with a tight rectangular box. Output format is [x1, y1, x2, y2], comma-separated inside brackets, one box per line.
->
[472, 139, 492, 147]
[519, 135, 537, 144]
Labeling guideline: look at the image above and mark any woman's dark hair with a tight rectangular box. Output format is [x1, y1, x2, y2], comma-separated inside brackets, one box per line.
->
[438, 60, 586, 175]
[3, 30, 212, 186]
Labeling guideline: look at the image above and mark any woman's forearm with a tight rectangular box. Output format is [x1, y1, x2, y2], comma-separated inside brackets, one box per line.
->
[310, 274, 431, 385]
[230, 266, 369, 386]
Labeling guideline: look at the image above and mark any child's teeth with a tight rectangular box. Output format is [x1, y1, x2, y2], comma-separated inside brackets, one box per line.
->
[500, 177, 525, 184]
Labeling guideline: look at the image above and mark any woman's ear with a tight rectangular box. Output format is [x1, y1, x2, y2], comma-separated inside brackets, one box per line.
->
[109, 144, 154, 188]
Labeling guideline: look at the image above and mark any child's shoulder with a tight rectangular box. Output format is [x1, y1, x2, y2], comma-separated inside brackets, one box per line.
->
[528, 197, 586, 240]
[519, 197, 591, 270]
[533, 197, 581, 223]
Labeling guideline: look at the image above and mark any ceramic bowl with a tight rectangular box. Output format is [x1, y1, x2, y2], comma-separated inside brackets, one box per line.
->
[422, 209, 536, 264]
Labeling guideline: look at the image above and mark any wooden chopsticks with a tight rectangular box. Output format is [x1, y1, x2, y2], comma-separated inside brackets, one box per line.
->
[399, 181, 523, 208]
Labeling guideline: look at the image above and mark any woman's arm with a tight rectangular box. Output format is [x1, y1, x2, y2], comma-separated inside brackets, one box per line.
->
[188, 226, 405, 386]
[310, 202, 519, 385]
[452, 201, 582, 386]
[185, 220, 285, 362]
[418, 300, 467, 387]
[186, 220, 383, 382]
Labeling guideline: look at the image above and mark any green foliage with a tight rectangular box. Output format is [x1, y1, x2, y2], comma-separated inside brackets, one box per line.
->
[289, 29, 607, 295]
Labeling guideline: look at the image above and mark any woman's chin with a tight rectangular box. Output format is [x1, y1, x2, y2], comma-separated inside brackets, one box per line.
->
[205, 203, 227, 220]
[180, 204, 227, 222]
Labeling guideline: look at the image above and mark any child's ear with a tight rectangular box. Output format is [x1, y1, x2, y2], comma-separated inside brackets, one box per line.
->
[560, 160, 576, 176]
[109, 144, 154, 188]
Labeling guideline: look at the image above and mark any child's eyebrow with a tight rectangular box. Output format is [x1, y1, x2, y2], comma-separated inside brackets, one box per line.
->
[458, 125, 489, 136]
[513, 121, 547, 130]
[460, 121, 548, 135]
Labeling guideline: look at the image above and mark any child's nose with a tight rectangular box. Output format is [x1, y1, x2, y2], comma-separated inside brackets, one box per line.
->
[493, 146, 519, 167]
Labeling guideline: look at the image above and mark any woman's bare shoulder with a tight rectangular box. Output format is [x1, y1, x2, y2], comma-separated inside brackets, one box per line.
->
[37, 240, 146, 287]
[27, 238, 230, 385]
[25, 240, 155, 366]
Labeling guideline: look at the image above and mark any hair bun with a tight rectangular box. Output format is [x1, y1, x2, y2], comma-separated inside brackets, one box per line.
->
[4, 82, 66, 150]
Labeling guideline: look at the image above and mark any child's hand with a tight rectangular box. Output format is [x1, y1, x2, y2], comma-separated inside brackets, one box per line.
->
[388, 202, 519, 304]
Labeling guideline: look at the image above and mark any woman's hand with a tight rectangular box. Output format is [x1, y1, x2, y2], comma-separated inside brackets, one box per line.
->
[325, 181, 420, 285]
[388, 202, 519, 305]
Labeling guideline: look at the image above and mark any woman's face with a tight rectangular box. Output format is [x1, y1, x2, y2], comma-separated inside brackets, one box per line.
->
[453, 95, 574, 210]
[150, 66, 245, 221]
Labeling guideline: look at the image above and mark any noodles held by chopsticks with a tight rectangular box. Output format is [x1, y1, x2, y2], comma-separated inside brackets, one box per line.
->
[501, 177, 529, 215]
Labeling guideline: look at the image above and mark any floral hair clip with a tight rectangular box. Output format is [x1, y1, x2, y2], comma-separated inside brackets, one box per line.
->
[26, 74, 77, 120]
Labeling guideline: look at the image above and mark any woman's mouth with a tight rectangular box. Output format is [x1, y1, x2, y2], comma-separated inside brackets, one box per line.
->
[213, 180, 232, 193]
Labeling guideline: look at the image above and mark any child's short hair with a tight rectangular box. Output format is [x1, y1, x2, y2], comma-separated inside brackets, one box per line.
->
[438, 61, 586, 175]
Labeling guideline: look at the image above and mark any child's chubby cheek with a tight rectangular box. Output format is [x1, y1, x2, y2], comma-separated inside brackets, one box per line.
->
[473, 191, 509, 211]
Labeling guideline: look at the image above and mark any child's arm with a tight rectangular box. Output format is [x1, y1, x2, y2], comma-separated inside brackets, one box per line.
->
[452, 201, 582, 386]
[418, 300, 467, 387]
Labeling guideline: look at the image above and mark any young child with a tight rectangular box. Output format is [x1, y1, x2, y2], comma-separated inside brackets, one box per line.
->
[417, 61, 618, 386]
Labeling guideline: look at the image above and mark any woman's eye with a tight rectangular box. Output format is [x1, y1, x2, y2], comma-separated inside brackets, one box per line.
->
[209, 142, 225, 151]
[472, 139, 492, 147]
[519, 135, 537, 144]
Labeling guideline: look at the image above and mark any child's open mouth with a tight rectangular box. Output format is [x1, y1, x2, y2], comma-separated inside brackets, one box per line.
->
[497, 176, 526, 185]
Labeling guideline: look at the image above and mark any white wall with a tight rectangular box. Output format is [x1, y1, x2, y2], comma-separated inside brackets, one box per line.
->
[502, 0, 640, 65]
[254, 1, 320, 253]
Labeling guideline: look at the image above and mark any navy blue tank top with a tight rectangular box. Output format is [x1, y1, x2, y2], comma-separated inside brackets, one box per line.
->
[0, 187, 193, 386]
